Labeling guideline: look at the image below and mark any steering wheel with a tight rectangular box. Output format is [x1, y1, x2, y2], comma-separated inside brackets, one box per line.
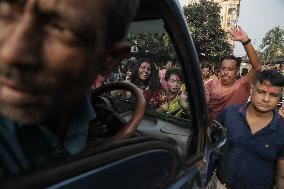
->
[91, 82, 146, 141]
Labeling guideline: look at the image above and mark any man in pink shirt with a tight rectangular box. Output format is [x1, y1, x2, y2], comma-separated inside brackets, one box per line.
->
[205, 26, 262, 120]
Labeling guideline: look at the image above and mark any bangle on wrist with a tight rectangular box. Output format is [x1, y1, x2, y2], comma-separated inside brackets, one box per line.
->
[242, 38, 251, 46]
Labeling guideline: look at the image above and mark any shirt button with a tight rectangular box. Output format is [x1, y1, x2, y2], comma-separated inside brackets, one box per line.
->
[265, 144, 269, 148]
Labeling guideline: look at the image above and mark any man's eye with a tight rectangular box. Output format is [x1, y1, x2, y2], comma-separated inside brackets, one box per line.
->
[49, 22, 67, 33]
[0, 2, 11, 14]
[46, 22, 79, 44]
[0, 1, 23, 19]
[271, 94, 279, 97]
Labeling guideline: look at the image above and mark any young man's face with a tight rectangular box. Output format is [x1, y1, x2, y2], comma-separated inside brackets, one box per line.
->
[165, 61, 173, 70]
[202, 67, 210, 78]
[220, 59, 238, 86]
[250, 80, 282, 113]
[138, 62, 151, 81]
[166, 74, 181, 94]
[0, 0, 123, 124]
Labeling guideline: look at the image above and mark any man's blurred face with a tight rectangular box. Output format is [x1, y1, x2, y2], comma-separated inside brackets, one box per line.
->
[202, 67, 210, 78]
[166, 74, 181, 94]
[165, 61, 173, 70]
[250, 80, 282, 113]
[0, 0, 111, 124]
[220, 59, 238, 86]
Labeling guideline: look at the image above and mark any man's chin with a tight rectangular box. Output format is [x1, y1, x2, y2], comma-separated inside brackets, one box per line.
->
[0, 105, 47, 125]
[255, 106, 274, 114]
[221, 79, 233, 86]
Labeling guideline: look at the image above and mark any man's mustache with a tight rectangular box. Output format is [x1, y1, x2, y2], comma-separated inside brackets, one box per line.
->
[0, 64, 54, 93]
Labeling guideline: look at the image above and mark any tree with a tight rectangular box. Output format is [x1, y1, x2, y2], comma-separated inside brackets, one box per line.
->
[260, 26, 284, 64]
[125, 33, 176, 64]
[125, 0, 231, 65]
[183, 0, 231, 62]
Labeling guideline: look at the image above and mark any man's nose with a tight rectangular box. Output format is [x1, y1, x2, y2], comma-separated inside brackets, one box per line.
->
[263, 93, 270, 102]
[223, 69, 228, 74]
[0, 1, 39, 67]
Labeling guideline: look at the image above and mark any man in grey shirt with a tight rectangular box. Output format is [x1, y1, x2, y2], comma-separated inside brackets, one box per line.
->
[0, 0, 140, 177]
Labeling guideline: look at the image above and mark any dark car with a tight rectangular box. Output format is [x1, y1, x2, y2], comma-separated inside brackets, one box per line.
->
[0, 0, 227, 188]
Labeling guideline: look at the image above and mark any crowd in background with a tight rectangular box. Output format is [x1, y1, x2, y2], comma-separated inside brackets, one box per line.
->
[95, 57, 190, 118]
[91, 26, 284, 189]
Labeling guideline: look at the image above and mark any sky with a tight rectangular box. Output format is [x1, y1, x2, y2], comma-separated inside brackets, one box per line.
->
[178, 0, 284, 56]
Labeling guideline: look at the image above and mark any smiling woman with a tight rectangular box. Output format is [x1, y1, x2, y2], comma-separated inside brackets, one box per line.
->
[129, 58, 161, 102]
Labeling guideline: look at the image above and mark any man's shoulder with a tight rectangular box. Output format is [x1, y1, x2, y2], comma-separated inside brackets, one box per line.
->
[278, 117, 284, 131]
[205, 79, 220, 89]
[225, 104, 243, 111]
[222, 104, 244, 116]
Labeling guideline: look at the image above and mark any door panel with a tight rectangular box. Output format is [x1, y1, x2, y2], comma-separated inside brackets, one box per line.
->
[49, 149, 181, 189]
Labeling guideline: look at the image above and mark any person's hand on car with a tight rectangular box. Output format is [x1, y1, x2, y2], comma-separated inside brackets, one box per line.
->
[179, 92, 189, 112]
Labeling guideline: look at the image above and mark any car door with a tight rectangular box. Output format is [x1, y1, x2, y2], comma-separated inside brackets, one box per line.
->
[0, 0, 211, 188]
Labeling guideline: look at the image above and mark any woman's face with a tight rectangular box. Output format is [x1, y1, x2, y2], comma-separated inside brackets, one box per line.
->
[138, 62, 152, 81]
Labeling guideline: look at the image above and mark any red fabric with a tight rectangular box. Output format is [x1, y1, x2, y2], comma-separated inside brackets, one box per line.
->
[148, 90, 174, 109]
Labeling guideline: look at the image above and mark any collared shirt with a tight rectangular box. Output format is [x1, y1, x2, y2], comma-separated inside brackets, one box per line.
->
[217, 104, 284, 189]
[0, 96, 96, 177]
[205, 75, 250, 120]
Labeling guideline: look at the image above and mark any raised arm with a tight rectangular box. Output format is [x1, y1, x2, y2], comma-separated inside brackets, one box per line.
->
[229, 26, 262, 82]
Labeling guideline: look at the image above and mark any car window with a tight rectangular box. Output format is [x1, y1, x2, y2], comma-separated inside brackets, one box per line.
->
[101, 19, 194, 158]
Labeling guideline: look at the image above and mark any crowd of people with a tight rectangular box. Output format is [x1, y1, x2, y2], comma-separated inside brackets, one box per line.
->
[106, 25, 284, 189]
[199, 27, 284, 189]
[104, 57, 190, 118]
[1, 0, 284, 189]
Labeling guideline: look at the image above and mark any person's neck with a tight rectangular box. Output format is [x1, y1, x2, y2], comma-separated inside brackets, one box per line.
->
[137, 80, 147, 88]
[167, 91, 178, 99]
[221, 80, 235, 88]
[44, 114, 70, 140]
[203, 76, 210, 82]
[44, 102, 81, 140]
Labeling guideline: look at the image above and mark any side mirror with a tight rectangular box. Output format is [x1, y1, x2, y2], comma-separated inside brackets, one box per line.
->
[207, 120, 228, 156]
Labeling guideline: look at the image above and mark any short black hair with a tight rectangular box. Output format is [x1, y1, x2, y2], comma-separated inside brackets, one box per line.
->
[241, 68, 248, 76]
[221, 55, 242, 69]
[165, 68, 183, 81]
[253, 70, 284, 87]
[201, 63, 212, 70]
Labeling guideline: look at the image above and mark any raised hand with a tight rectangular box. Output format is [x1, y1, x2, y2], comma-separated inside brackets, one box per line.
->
[229, 26, 249, 43]
[179, 92, 189, 111]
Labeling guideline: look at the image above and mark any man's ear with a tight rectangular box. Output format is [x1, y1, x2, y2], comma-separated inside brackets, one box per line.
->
[100, 42, 130, 77]
[249, 83, 254, 95]
[236, 69, 240, 77]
